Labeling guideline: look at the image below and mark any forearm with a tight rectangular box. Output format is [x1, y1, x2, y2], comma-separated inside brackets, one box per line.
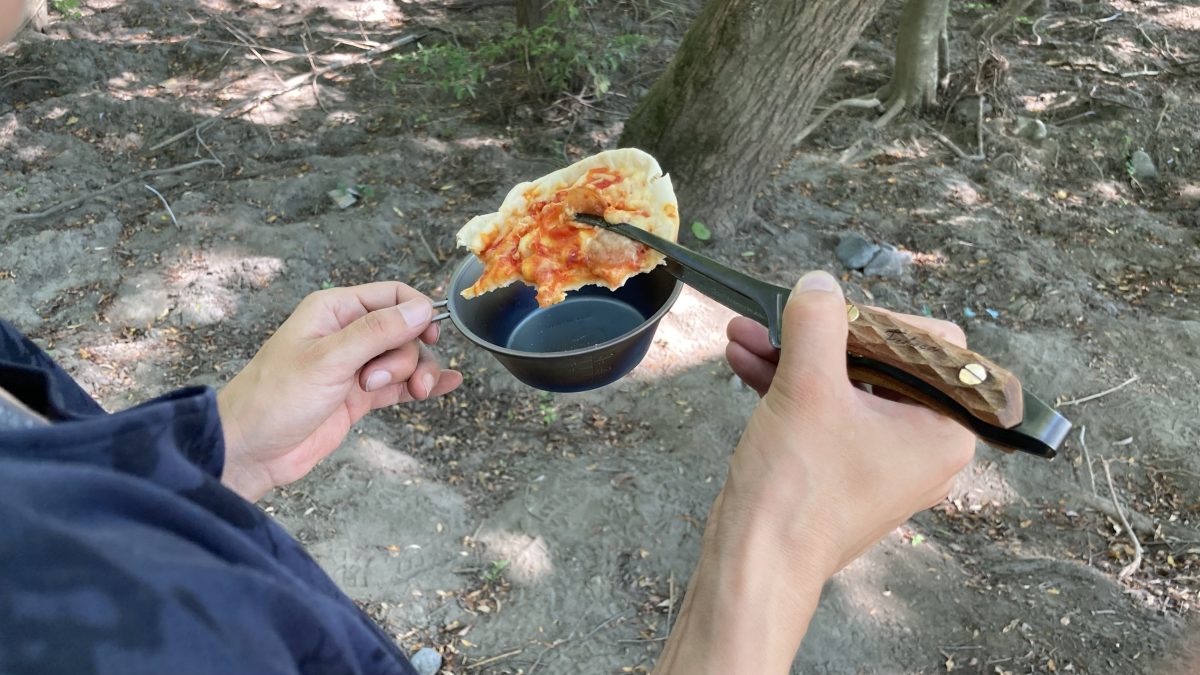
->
[653, 491, 831, 674]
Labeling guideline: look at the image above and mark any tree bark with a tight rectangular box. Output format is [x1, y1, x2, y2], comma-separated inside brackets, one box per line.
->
[21, 0, 50, 32]
[619, 0, 886, 235]
[877, 0, 949, 115]
[515, 0, 547, 29]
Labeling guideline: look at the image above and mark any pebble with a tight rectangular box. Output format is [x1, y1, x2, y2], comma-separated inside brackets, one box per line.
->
[863, 248, 912, 278]
[409, 648, 442, 675]
[974, 284, 988, 295]
[1018, 118, 1047, 141]
[1129, 150, 1156, 181]
[835, 233, 880, 270]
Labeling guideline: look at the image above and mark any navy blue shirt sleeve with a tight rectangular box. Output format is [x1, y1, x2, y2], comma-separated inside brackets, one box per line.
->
[0, 320, 417, 675]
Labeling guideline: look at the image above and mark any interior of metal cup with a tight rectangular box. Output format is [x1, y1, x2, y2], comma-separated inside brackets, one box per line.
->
[446, 256, 681, 358]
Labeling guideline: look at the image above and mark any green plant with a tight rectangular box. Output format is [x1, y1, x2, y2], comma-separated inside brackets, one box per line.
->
[50, 0, 82, 19]
[391, 0, 648, 101]
[538, 393, 558, 425]
[483, 559, 510, 583]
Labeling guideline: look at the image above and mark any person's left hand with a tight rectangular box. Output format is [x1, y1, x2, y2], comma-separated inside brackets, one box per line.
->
[216, 282, 462, 502]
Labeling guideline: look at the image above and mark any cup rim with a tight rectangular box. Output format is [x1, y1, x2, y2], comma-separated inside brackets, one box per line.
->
[446, 256, 683, 360]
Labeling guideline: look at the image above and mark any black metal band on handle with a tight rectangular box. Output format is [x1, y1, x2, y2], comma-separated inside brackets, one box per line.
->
[573, 214, 792, 348]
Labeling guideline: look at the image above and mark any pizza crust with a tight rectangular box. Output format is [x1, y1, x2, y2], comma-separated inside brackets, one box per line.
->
[456, 148, 679, 304]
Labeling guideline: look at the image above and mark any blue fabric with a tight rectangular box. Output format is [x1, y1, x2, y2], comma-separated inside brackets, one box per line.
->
[0, 320, 417, 675]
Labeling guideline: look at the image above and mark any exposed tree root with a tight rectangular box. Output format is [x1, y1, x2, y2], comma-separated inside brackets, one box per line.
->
[793, 96, 882, 145]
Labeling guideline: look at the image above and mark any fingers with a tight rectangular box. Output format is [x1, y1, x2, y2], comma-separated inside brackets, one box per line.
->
[405, 345, 443, 401]
[768, 271, 850, 405]
[726, 341, 776, 397]
[428, 370, 464, 398]
[420, 322, 440, 346]
[320, 296, 433, 372]
[726, 317, 779, 362]
[365, 370, 463, 410]
[359, 342, 421, 393]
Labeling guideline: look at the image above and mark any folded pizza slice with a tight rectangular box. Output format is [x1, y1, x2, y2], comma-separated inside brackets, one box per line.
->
[455, 148, 680, 307]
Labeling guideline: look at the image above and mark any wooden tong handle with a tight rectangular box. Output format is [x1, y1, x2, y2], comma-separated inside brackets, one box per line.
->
[845, 304, 1024, 429]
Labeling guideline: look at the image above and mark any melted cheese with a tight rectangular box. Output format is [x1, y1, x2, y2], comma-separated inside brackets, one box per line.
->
[456, 149, 678, 307]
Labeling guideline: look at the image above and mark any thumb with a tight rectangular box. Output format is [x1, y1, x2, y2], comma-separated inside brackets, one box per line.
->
[771, 271, 849, 393]
[320, 298, 433, 373]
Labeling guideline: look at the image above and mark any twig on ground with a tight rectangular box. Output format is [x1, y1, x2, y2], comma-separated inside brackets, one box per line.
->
[1052, 110, 1096, 126]
[666, 571, 676, 638]
[0, 75, 61, 88]
[527, 612, 625, 674]
[1079, 425, 1098, 497]
[302, 20, 331, 113]
[6, 159, 221, 225]
[930, 130, 984, 161]
[1154, 99, 1171, 134]
[194, 127, 225, 168]
[144, 184, 179, 227]
[445, 0, 515, 10]
[1101, 457, 1144, 580]
[145, 32, 424, 154]
[415, 230, 441, 265]
[1058, 375, 1138, 407]
[465, 648, 523, 670]
[208, 11, 287, 86]
[526, 639, 567, 674]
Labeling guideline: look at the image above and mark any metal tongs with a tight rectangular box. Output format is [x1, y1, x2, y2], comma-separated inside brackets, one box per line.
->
[573, 214, 1072, 458]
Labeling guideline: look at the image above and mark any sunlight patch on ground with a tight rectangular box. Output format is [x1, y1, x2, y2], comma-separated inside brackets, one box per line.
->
[629, 286, 739, 382]
[1020, 90, 1076, 114]
[476, 530, 553, 586]
[833, 540, 919, 622]
[163, 250, 285, 325]
[942, 177, 982, 206]
[947, 456, 1018, 509]
[347, 435, 425, 477]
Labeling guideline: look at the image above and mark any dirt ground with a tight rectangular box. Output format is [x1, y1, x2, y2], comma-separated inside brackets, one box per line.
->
[3, 0, 1199, 673]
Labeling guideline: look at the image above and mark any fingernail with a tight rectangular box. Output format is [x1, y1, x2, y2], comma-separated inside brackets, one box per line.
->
[421, 373, 436, 397]
[365, 370, 390, 392]
[398, 298, 431, 327]
[795, 270, 839, 294]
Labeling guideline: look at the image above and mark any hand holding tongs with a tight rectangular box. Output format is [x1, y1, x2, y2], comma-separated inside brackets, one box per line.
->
[573, 214, 1071, 458]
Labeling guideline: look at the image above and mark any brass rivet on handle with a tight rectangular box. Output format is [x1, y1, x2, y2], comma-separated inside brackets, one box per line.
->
[846, 304, 860, 322]
[958, 363, 988, 386]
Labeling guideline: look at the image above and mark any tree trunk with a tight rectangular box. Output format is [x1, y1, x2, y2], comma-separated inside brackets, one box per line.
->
[516, 0, 547, 29]
[619, 0, 886, 235]
[21, 0, 50, 32]
[877, 0, 949, 115]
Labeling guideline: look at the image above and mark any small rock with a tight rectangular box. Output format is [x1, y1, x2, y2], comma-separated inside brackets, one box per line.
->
[1128, 150, 1156, 181]
[1017, 117, 1047, 141]
[327, 187, 359, 209]
[974, 284, 988, 295]
[1017, 302, 1036, 322]
[835, 233, 880, 270]
[863, 249, 912, 278]
[409, 647, 442, 675]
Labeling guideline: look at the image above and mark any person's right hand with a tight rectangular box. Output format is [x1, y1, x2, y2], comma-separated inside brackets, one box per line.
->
[721, 271, 976, 576]
[653, 271, 975, 674]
